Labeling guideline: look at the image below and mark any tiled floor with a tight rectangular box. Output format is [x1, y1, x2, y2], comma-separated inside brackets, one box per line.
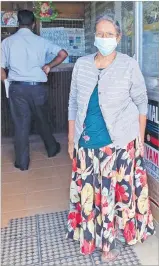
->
[1, 134, 71, 228]
[1, 211, 141, 266]
[1, 134, 159, 265]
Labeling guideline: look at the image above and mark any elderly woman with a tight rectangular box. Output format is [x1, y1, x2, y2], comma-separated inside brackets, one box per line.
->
[67, 15, 155, 262]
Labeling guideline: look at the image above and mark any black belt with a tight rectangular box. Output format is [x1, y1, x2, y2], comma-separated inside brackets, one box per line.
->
[11, 81, 46, 86]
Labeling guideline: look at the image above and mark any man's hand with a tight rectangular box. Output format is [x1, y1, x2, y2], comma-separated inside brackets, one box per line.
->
[68, 141, 74, 160]
[42, 64, 51, 76]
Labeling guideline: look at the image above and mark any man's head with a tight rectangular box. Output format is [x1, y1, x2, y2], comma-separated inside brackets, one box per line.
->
[18, 10, 35, 30]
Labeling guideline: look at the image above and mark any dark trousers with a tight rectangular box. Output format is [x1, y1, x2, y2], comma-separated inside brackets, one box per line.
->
[9, 83, 57, 169]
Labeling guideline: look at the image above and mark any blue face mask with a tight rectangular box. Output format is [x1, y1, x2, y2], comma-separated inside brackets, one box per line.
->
[94, 36, 117, 56]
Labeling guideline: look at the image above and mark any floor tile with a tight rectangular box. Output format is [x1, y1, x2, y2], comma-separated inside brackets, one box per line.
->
[1, 211, 144, 266]
[1, 146, 14, 156]
[2, 194, 27, 213]
[27, 188, 69, 209]
[2, 180, 28, 196]
[27, 203, 68, 217]
[155, 223, 159, 239]
[38, 211, 68, 235]
[57, 164, 72, 178]
[2, 171, 29, 183]
[1, 152, 14, 164]
[1, 163, 20, 173]
[1, 219, 10, 228]
[30, 151, 47, 161]
[1, 236, 39, 266]
[29, 158, 54, 169]
[30, 145, 46, 154]
[27, 176, 65, 193]
[1, 210, 28, 228]
[1, 215, 37, 241]
[133, 235, 159, 265]
[52, 156, 71, 167]
[92, 246, 141, 265]
[41, 256, 93, 266]
[1, 227, 8, 241]
[27, 167, 58, 180]
[58, 165, 72, 187]
[39, 230, 88, 262]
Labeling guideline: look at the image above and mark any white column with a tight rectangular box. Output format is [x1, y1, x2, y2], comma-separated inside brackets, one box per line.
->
[91, 2, 96, 53]
[114, 2, 122, 26]
[114, 1, 122, 52]
[134, 1, 143, 70]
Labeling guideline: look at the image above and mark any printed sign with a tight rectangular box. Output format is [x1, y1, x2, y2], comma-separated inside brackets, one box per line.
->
[144, 144, 159, 180]
[1, 11, 18, 27]
[144, 99, 159, 180]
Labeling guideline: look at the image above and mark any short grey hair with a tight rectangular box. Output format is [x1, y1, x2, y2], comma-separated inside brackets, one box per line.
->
[95, 15, 121, 36]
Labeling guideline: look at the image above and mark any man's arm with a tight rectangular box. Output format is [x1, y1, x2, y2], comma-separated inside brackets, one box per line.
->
[1, 39, 8, 81]
[48, 49, 68, 68]
[43, 48, 68, 75]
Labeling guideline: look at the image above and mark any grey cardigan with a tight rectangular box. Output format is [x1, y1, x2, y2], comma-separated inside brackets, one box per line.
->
[68, 52, 148, 149]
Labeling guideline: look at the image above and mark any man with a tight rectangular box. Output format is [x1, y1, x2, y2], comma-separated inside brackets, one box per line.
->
[1, 10, 68, 171]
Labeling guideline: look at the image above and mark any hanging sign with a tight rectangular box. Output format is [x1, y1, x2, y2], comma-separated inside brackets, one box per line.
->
[34, 2, 58, 21]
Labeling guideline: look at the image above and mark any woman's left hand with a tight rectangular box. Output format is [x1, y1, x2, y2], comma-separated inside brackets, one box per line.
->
[68, 141, 74, 160]
[139, 140, 144, 157]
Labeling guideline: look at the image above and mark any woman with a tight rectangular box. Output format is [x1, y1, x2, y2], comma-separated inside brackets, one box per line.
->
[67, 15, 155, 262]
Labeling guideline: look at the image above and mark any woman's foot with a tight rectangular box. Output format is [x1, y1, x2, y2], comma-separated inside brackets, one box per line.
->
[101, 248, 120, 263]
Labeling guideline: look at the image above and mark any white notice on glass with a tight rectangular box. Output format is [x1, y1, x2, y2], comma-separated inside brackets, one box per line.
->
[4, 79, 10, 98]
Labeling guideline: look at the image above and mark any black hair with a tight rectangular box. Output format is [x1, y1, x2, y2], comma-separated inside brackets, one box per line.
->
[18, 10, 35, 27]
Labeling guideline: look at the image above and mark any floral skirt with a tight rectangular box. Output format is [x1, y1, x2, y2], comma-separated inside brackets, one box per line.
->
[66, 137, 155, 255]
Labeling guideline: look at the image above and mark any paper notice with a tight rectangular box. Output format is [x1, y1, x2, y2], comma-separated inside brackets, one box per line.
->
[4, 79, 10, 98]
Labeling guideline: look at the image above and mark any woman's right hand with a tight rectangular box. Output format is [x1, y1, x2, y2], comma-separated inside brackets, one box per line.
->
[68, 141, 74, 160]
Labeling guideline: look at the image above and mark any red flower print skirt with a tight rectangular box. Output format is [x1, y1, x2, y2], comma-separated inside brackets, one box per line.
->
[66, 137, 155, 255]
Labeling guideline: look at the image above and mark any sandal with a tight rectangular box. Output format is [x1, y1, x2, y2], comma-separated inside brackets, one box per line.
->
[101, 248, 120, 263]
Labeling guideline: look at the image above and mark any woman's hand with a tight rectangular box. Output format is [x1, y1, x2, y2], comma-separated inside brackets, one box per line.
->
[68, 121, 75, 160]
[139, 114, 146, 157]
[68, 141, 74, 160]
[139, 140, 144, 157]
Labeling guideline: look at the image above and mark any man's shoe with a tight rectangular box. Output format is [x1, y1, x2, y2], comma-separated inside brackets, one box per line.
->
[48, 142, 61, 158]
[14, 163, 29, 171]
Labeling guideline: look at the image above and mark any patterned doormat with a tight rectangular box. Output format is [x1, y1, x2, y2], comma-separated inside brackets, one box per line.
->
[1, 211, 141, 266]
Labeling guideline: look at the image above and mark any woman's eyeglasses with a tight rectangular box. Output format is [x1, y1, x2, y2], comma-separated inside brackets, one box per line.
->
[95, 32, 117, 38]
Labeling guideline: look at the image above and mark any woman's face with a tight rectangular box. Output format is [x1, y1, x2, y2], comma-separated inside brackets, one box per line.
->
[96, 20, 121, 43]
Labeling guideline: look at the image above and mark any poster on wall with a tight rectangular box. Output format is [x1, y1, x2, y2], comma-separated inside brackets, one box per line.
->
[144, 99, 159, 180]
[34, 2, 58, 21]
[40, 27, 85, 57]
[1, 11, 18, 27]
